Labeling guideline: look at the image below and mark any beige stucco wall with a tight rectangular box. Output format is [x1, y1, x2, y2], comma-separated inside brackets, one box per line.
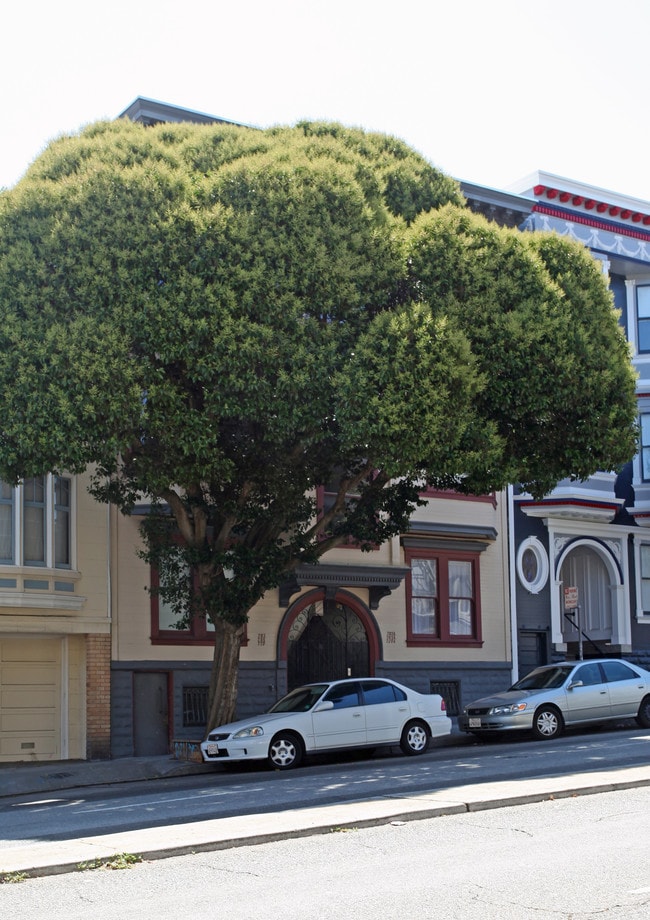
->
[112, 490, 511, 668]
[111, 510, 214, 663]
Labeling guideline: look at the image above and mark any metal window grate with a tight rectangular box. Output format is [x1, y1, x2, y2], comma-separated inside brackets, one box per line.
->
[182, 686, 209, 727]
[429, 680, 461, 717]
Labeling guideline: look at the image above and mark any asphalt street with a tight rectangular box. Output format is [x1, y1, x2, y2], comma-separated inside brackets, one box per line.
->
[2, 724, 650, 879]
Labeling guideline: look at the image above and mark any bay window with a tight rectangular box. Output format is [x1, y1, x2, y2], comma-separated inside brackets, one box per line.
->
[0, 475, 72, 569]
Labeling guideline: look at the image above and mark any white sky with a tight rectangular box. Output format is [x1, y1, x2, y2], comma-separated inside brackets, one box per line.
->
[2, 0, 649, 203]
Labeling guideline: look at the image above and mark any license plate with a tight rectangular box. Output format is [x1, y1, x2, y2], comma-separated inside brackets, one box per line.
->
[469, 717, 482, 729]
[206, 743, 219, 756]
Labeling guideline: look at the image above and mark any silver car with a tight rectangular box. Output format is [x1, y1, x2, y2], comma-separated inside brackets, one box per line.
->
[201, 677, 451, 769]
[459, 658, 650, 740]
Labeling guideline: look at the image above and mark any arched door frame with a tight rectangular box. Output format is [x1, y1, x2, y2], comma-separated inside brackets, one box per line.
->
[277, 588, 382, 678]
[550, 535, 630, 648]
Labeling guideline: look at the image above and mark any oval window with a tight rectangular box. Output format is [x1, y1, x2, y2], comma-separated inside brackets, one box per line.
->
[516, 538, 549, 594]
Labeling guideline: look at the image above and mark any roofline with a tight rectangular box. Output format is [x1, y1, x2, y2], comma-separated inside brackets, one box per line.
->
[117, 96, 250, 128]
[509, 170, 650, 215]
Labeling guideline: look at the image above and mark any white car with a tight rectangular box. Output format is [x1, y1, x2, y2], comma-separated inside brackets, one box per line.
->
[201, 677, 452, 769]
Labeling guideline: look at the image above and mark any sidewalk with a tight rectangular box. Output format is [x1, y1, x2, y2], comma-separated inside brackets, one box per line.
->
[0, 751, 213, 800]
[2, 746, 650, 879]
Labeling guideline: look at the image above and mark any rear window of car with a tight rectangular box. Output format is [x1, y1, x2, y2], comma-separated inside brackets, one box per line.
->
[361, 681, 405, 705]
[601, 661, 639, 683]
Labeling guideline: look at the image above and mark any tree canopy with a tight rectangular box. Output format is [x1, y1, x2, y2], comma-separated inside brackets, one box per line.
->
[0, 117, 638, 727]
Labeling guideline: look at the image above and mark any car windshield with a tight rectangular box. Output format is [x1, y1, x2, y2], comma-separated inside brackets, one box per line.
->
[268, 685, 329, 713]
[511, 666, 573, 691]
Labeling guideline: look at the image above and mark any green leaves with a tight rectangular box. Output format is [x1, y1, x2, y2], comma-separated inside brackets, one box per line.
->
[0, 116, 639, 620]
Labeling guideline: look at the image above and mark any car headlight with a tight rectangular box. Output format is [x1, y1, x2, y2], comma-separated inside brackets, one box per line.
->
[232, 726, 264, 738]
[489, 703, 528, 715]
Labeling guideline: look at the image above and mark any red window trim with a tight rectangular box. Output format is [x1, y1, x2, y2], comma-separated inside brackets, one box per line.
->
[404, 546, 483, 648]
[150, 564, 248, 647]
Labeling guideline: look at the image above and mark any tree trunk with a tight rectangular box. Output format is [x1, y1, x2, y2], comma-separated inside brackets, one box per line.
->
[205, 618, 245, 735]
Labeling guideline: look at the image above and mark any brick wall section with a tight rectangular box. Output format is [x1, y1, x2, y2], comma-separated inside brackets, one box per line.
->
[86, 634, 111, 759]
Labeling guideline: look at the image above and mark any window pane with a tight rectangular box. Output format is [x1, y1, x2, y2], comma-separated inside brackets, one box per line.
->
[361, 681, 397, 705]
[323, 683, 360, 708]
[449, 560, 472, 596]
[54, 476, 71, 567]
[157, 561, 191, 631]
[412, 558, 437, 596]
[641, 545, 650, 577]
[449, 561, 473, 636]
[574, 663, 603, 686]
[23, 477, 45, 565]
[601, 661, 637, 682]
[412, 596, 436, 634]
[638, 286, 650, 318]
[0, 483, 13, 562]
[639, 319, 650, 352]
[449, 598, 473, 635]
[158, 595, 190, 631]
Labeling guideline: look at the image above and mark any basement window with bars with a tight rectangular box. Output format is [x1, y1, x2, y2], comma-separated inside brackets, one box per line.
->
[182, 686, 209, 727]
[430, 680, 461, 717]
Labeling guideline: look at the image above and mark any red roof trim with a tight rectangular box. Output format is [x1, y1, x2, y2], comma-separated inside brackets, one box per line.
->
[533, 203, 650, 244]
[535, 186, 650, 225]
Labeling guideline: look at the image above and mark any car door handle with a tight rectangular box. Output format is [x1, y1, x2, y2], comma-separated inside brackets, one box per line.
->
[353, 713, 362, 718]
[600, 690, 607, 695]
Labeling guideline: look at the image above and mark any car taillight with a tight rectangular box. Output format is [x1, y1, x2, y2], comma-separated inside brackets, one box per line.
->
[441, 699, 446, 711]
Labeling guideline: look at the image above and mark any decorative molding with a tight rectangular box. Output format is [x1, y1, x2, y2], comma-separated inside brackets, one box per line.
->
[0, 591, 87, 611]
[405, 521, 498, 540]
[279, 563, 410, 609]
[529, 206, 650, 263]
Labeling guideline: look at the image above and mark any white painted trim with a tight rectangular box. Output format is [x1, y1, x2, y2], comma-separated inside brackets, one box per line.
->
[507, 486, 518, 686]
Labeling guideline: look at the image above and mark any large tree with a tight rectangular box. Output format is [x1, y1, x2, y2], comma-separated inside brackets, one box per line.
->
[0, 119, 638, 730]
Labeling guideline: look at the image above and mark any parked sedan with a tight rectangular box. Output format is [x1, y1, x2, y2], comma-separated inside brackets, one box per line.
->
[201, 678, 451, 769]
[459, 658, 650, 741]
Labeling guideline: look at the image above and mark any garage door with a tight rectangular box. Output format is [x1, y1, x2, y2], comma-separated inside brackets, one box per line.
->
[0, 638, 61, 762]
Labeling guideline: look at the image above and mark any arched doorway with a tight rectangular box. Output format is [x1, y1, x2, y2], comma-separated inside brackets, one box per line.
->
[282, 591, 378, 690]
[559, 544, 613, 644]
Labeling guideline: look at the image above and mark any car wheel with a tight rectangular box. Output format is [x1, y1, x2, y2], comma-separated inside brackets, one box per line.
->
[636, 695, 650, 729]
[532, 705, 563, 740]
[400, 720, 430, 756]
[268, 731, 304, 770]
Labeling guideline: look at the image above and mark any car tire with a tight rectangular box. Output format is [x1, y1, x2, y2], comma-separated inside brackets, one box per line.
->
[532, 705, 563, 740]
[635, 695, 650, 728]
[268, 731, 304, 770]
[400, 720, 430, 756]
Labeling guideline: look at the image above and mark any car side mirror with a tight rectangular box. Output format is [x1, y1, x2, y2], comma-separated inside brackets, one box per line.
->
[313, 700, 334, 712]
[568, 680, 584, 690]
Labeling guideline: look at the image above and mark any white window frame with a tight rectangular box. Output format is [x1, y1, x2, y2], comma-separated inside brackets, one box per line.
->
[0, 474, 75, 570]
[516, 536, 549, 594]
[634, 535, 650, 624]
